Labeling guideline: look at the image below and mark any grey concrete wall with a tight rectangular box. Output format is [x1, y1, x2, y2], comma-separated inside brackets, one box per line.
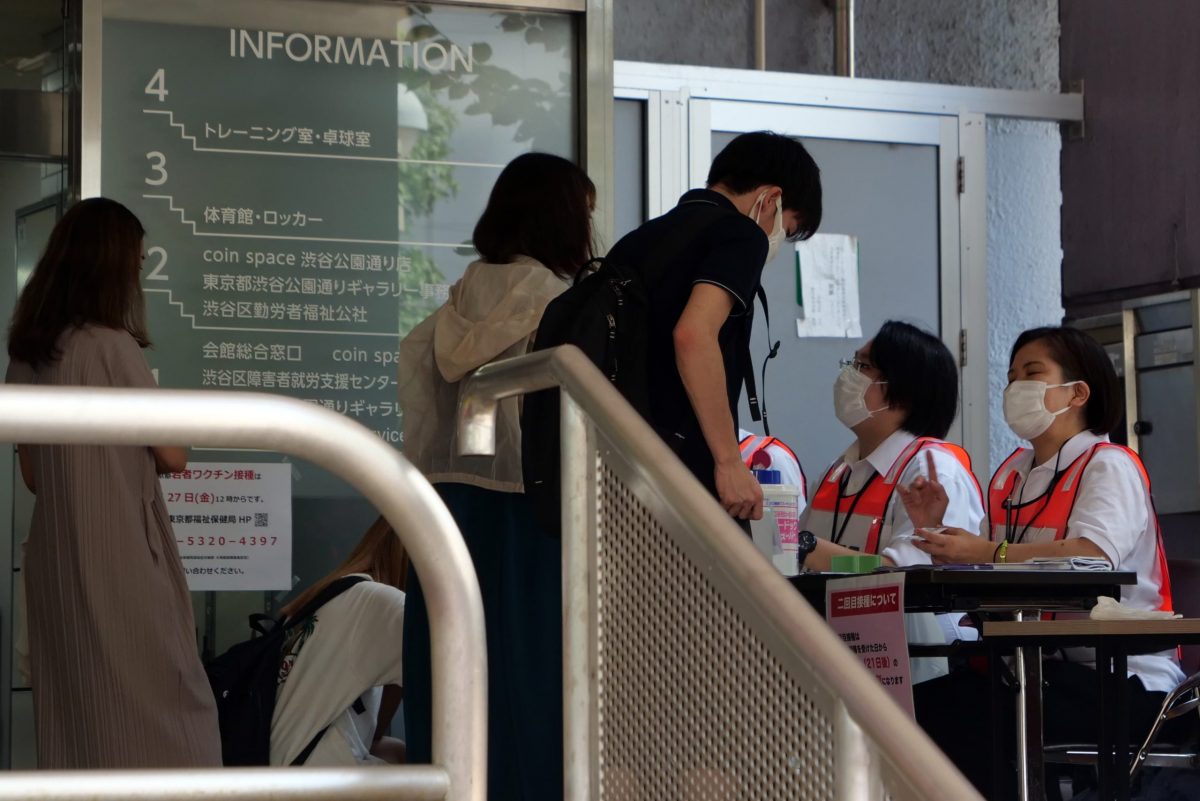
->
[613, 0, 832, 74]
[615, 0, 1064, 474]
[614, 0, 1058, 91]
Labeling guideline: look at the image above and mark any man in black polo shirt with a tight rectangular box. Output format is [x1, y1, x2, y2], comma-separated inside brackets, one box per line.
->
[607, 132, 822, 523]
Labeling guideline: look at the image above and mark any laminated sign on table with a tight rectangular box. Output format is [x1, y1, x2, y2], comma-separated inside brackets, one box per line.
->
[825, 572, 914, 717]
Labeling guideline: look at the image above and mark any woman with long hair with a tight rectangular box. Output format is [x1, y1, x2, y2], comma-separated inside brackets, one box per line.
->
[6, 197, 220, 767]
[398, 152, 596, 800]
[270, 516, 407, 765]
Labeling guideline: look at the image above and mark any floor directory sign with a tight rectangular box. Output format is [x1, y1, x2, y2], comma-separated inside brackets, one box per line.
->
[90, 0, 577, 591]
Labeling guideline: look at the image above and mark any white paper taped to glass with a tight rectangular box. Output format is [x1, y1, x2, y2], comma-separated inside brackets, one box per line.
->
[795, 233, 862, 339]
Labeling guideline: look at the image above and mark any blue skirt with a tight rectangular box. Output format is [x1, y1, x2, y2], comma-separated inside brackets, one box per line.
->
[402, 483, 563, 800]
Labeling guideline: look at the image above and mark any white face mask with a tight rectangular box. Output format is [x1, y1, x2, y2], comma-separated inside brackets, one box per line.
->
[749, 192, 785, 262]
[833, 365, 888, 429]
[1003, 380, 1082, 441]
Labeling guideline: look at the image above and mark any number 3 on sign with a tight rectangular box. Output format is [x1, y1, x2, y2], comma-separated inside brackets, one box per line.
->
[145, 152, 167, 186]
[145, 68, 168, 102]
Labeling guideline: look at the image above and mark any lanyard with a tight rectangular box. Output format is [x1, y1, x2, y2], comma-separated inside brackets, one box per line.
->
[830, 467, 878, 546]
[1003, 447, 1065, 544]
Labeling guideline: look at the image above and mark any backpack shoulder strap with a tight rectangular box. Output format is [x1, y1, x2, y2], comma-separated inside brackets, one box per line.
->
[284, 575, 370, 631]
[744, 286, 779, 433]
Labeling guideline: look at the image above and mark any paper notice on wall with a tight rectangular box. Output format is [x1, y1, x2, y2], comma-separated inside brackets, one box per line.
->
[825, 573, 915, 718]
[795, 234, 862, 338]
[162, 463, 292, 591]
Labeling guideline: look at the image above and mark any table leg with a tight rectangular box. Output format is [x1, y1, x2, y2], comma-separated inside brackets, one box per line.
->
[1114, 649, 1130, 801]
[1097, 640, 1113, 801]
[991, 640, 1006, 801]
[1014, 611, 1046, 801]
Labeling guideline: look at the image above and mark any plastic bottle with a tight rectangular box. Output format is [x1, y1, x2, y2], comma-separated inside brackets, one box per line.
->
[752, 468, 801, 577]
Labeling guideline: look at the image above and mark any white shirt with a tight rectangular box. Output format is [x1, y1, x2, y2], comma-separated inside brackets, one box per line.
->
[810, 429, 985, 565]
[802, 430, 986, 683]
[270, 577, 405, 765]
[989, 431, 1183, 693]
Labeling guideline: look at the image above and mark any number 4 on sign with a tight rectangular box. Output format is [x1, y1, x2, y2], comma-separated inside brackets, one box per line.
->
[145, 69, 168, 102]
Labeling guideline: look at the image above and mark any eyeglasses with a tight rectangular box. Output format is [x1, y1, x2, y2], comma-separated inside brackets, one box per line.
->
[839, 358, 874, 373]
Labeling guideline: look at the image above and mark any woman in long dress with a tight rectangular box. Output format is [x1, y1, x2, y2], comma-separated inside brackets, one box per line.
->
[6, 197, 221, 768]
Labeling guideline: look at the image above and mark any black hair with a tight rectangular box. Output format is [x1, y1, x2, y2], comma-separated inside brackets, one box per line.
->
[706, 131, 822, 241]
[869, 320, 959, 439]
[472, 152, 596, 280]
[1009, 326, 1122, 436]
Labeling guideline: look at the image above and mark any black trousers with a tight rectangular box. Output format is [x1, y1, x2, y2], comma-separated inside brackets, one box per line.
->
[915, 660, 1180, 800]
[402, 483, 563, 801]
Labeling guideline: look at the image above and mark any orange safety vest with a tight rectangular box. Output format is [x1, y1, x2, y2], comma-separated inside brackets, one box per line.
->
[807, 436, 981, 555]
[987, 443, 1174, 613]
[739, 434, 806, 496]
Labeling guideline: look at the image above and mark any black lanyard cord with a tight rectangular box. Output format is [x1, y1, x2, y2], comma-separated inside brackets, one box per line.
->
[1004, 447, 1065, 544]
[830, 468, 878, 546]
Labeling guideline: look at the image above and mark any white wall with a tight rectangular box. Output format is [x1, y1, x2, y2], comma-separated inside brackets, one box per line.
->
[986, 118, 1065, 473]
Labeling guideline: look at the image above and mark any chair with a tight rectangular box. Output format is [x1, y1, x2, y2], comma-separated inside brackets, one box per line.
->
[1043, 558, 1200, 780]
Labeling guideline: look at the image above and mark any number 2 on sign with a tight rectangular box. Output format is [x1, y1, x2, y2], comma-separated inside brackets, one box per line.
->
[145, 247, 168, 281]
[145, 68, 168, 102]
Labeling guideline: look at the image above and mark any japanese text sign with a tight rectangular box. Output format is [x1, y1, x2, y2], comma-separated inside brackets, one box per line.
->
[162, 462, 292, 591]
[825, 573, 914, 718]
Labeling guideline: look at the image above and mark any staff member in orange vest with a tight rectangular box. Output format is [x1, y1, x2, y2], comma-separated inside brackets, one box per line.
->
[796, 321, 984, 573]
[903, 326, 1183, 798]
[738, 428, 806, 502]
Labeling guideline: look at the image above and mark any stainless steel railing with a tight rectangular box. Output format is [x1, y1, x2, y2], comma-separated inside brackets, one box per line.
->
[459, 346, 982, 801]
[0, 386, 486, 801]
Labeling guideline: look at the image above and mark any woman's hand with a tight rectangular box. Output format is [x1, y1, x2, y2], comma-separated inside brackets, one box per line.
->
[897, 450, 949, 529]
[913, 527, 996, 564]
[153, 446, 188, 475]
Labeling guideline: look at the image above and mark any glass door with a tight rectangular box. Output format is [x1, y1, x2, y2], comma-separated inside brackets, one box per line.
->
[690, 101, 968, 477]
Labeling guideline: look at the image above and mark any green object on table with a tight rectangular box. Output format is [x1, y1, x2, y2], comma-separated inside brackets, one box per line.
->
[830, 554, 884, 573]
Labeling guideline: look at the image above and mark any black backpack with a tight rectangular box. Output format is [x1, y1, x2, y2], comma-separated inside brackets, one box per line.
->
[204, 575, 368, 766]
[521, 200, 778, 537]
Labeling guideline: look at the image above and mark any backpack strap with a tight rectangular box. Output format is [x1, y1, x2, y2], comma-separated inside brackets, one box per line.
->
[283, 575, 370, 631]
[289, 696, 370, 766]
[743, 286, 778, 435]
[291, 726, 329, 766]
[283, 577, 370, 766]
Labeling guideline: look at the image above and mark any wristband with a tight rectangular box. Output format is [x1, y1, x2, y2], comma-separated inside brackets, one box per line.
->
[996, 540, 1010, 564]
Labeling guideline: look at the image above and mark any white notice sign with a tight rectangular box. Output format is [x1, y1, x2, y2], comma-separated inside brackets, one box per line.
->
[795, 234, 863, 338]
[825, 573, 915, 718]
[162, 462, 292, 591]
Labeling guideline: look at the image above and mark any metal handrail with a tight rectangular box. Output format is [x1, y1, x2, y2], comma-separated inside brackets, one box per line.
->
[458, 345, 981, 801]
[0, 386, 486, 801]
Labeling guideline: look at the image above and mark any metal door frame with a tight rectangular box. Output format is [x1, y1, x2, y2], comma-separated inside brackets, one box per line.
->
[614, 60, 1084, 478]
[694, 99, 968, 448]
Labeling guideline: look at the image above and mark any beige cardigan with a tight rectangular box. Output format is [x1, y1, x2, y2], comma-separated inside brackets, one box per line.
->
[397, 257, 567, 493]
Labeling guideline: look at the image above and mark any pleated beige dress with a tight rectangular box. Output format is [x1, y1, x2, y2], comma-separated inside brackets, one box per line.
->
[6, 325, 221, 768]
